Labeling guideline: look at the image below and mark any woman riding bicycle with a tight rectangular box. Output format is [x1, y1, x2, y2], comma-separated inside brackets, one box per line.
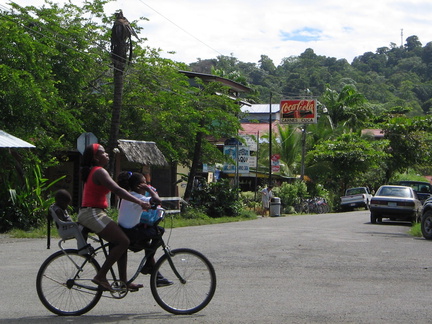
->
[77, 143, 151, 291]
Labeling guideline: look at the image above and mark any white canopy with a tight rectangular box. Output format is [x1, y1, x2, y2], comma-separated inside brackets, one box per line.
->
[0, 130, 35, 148]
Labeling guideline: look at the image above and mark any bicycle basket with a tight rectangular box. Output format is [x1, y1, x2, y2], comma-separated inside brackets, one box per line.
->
[140, 207, 164, 226]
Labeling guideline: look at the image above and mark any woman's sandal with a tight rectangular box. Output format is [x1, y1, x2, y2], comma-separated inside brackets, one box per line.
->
[128, 283, 144, 292]
[92, 278, 114, 292]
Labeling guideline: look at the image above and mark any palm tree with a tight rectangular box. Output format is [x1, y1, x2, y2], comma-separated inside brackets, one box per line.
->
[321, 84, 367, 130]
[259, 124, 302, 177]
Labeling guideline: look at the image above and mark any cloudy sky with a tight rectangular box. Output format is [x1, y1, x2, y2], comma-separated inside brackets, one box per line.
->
[6, 0, 432, 65]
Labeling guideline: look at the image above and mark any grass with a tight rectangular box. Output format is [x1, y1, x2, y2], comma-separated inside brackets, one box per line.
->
[7, 208, 260, 239]
[409, 222, 422, 237]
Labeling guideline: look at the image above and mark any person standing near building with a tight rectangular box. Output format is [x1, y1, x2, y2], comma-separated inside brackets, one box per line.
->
[261, 185, 274, 217]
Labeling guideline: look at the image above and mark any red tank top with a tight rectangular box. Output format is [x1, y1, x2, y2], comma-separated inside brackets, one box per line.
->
[82, 167, 110, 209]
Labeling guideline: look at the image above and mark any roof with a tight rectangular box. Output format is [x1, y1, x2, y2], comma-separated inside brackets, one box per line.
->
[118, 140, 167, 166]
[239, 123, 280, 136]
[179, 70, 251, 93]
[361, 129, 384, 138]
[0, 130, 35, 148]
[241, 104, 280, 114]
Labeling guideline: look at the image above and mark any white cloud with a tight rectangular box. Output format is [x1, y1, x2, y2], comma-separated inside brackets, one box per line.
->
[7, 0, 432, 65]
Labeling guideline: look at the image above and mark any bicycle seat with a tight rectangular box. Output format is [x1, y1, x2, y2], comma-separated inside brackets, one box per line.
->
[49, 205, 91, 255]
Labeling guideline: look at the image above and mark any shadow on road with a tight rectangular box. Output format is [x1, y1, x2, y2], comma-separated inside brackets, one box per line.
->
[0, 312, 205, 324]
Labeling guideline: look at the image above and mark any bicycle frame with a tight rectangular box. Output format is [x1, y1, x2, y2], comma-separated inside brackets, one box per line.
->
[56, 228, 186, 291]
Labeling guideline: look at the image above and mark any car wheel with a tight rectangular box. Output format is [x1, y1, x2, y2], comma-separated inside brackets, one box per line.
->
[370, 213, 377, 224]
[421, 210, 432, 240]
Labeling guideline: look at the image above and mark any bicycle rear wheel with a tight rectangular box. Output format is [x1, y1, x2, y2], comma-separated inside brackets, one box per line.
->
[150, 248, 216, 315]
[36, 249, 102, 316]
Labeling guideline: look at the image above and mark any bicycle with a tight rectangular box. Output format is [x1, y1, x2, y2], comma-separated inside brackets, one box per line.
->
[36, 206, 217, 316]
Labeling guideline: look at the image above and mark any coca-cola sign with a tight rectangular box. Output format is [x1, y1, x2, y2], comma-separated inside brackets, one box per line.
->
[279, 99, 317, 124]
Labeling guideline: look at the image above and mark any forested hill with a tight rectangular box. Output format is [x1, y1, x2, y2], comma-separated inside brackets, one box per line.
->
[189, 35, 432, 116]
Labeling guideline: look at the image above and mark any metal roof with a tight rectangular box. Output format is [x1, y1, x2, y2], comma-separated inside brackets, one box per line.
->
[241, 103, 280, 113]
[179, 70, 251, 93]
[117, 139, 167, 166]
[0, 130, 35, 148]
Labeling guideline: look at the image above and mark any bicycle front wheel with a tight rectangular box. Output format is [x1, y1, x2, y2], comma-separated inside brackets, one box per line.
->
[36, 249, 102, 316]
[150, 248, 217, 315]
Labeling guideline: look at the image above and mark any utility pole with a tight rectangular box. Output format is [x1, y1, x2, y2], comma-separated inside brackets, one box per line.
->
[107, 11, 137, 176]
[300, 126, 306, 180]
[401, 28, 404, 47]
[268, 92, 272, 186]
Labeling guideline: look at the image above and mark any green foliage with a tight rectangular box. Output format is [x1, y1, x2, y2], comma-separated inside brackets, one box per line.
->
[380, 116, 432, 180]
[259, 124, 302, 176]
[189, 179, 242, 218]
[409, 222, 422, 237]
[321, 84, 368, 130]
[274, 181, 308, 207]
[390, 171, 431, 183]
[307, 133, 389, 193]
[239, 191, 260, 209]
[1, 165, 65, 232]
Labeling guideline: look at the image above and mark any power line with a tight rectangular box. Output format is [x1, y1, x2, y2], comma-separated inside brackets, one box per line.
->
[136, 0, 225, 58]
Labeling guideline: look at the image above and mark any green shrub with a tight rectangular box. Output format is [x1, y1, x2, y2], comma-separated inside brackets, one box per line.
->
[275, 181, 308, 208]
[189, 179, 242, 218]
[239, 191, 260, 208]
[0, 165, 65, 232]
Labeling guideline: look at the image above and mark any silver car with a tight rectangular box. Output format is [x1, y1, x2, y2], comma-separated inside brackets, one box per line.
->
[370, 185, 422, 224]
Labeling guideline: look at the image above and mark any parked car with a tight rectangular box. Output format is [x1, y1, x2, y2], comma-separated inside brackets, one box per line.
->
[340, 187, 373, 211]
[393, 180, 432, 204]
[369, 185, 422, 224]
[420, 197, 432, 239]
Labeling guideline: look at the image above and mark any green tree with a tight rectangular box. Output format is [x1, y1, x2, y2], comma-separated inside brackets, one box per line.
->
[381, 116, 432, 181]
[321, 84, 368, 130]
[259, 124, 302, 177]
[307, 133, 389, 193]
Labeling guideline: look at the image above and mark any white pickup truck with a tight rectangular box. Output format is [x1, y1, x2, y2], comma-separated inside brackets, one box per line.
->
[340, 187, 373, 211]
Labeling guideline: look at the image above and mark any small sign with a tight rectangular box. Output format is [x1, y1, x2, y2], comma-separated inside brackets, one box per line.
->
[271, 154, 280, 172]
[239, 134, 257, 151]
[223, 145, 250, 174]
[77, 132, 98, 155]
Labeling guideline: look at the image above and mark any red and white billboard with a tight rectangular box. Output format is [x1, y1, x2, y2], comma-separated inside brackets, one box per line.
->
[280, 99, 317, 124]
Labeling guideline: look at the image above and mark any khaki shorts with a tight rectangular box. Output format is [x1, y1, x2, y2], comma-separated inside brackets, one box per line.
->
[78, 207, 112, 233]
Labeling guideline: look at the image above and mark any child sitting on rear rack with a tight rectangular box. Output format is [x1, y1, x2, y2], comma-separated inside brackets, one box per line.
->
[52, 189, 73, 224]
[49, 189, 90, 256]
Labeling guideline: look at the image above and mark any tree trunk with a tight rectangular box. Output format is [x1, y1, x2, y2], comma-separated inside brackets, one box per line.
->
[184, 130, 204, 201]
[107, 66, 124, 176]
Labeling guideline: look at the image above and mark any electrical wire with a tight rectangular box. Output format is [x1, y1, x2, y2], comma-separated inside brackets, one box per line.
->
[136, 0, 224, 58]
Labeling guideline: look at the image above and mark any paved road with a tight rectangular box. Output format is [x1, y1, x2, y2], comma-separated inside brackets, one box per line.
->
[1, 210, 432, 323]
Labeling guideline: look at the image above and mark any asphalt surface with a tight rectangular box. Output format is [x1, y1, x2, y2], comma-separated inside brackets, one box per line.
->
[1, 210, 432, 323]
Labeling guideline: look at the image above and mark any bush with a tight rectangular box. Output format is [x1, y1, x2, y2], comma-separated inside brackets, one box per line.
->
[0, 165, 65, 232]
[239, 191, 260, 209]
[275, 181, 308, 208]
[189, 179, 242, 218]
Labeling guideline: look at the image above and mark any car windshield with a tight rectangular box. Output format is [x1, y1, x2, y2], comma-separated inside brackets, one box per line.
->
[377, 187, 412, 198]
[346, 188, 366, 195]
